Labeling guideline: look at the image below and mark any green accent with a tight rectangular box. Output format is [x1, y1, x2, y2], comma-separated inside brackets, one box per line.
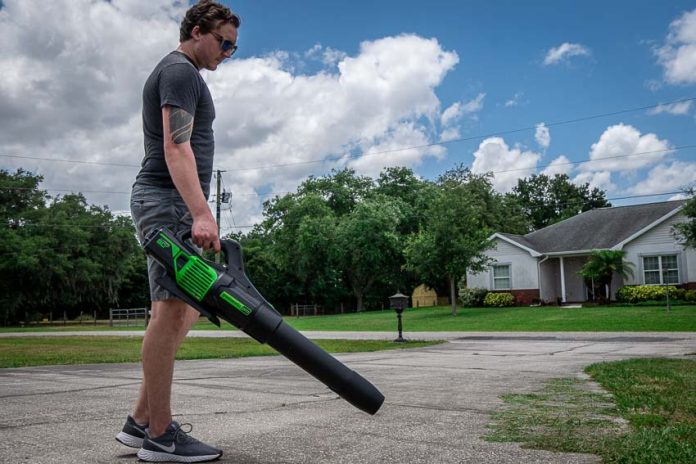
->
[159, 232, 218, 301]
[220, 291, 252, 316]
[156, 238, 170, 249]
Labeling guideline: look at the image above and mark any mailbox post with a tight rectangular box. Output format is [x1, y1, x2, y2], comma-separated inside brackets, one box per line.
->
[389, 292, 409, 343]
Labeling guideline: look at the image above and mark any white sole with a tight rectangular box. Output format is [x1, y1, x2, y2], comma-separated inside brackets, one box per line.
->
[116, 431, 144, 448]
[137, 448, 221, 463]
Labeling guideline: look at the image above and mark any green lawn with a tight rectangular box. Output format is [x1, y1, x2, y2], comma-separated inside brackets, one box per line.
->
[487, 357, 696, 463]
[0, 336, 442, 368]
[3, 304, 695, 333]
[284, 304, 696, 332]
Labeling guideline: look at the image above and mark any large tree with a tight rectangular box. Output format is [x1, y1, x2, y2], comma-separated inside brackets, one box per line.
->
[511, 173, 610, 231]
[333, 197, 403, 311]
[404, 167, 498, 315]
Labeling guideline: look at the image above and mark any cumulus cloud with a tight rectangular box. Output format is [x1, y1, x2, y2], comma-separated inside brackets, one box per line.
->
[0, 0, 459, 232]
[647, 100, 693, 116]
[535, 123, 550, 149]
[543, 42, 591, 66]
[655, 8, 696, 84]
[541, 155, 572, 176]
[580, 124, 673, 172]
[573, 171, 615, 192]
[626, 161, 696, 195]
[471, 137, 541, 192]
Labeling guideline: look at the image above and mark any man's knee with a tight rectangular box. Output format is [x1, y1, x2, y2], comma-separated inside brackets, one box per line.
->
[150, 299, 191, 326]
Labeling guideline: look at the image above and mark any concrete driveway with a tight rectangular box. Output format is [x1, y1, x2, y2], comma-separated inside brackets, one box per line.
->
[0, 332, 694, 463]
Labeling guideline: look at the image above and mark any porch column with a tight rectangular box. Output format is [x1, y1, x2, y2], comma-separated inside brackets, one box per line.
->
[560, 256, 567, 303]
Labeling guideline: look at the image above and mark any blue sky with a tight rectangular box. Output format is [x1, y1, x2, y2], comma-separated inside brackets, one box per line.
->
[0, 0, 695, 232]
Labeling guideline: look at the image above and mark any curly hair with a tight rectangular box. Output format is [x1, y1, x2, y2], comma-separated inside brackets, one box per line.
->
[179, 0, 241, 42]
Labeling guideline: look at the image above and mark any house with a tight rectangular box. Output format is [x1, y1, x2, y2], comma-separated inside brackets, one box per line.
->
[466, 200, 696, 304]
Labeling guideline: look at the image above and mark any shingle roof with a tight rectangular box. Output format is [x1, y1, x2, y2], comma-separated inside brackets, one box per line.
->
[504, 200, 685, 254]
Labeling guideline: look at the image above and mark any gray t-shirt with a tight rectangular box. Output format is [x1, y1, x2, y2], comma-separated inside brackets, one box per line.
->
[135, 51, 215, 197]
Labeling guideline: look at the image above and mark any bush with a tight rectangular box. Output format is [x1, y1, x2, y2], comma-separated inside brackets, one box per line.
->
[459, 287, 488, 307]
[685, 290, 696, 302]
[484, 292, 515, 307]
[616, 285, 687, 303]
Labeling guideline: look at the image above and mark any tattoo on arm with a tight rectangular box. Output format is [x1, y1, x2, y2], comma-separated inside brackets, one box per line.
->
[169, 108, 194, 144]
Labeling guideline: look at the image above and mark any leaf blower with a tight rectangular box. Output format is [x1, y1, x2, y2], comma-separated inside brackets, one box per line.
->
[143, 226, 384, 415]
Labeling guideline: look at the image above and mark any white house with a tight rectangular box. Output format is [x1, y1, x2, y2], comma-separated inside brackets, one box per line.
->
[466, 200, 696, 304]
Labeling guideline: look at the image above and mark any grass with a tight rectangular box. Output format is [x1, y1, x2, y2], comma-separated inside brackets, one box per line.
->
[283, 304, 696, 332]
[486, 358, 696, 463]
[3, 304, 695, 333]
[0, 336, 442, 368]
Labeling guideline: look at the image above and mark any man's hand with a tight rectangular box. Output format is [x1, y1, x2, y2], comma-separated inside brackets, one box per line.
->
[191, 213, 221, 252]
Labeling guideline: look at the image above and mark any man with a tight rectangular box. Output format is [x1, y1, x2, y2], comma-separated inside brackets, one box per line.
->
[116, 1, 240, 462]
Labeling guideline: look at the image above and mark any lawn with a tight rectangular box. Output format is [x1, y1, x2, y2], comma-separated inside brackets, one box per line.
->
[0, 336, 442, 368]
[487, 357, 696, 463]
[283, 304, 696, 332]
[3, 304, 695, 333]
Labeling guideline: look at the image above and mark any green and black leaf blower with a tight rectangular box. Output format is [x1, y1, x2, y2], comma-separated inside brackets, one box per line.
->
[143, 226, 384, 415]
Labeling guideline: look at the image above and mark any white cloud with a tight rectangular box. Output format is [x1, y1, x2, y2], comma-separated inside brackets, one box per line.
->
[543, 42, 591, 66]
[535, 123, 550, 149]
[581, 124, 673, 172]
[573, 171, 616, 192]
[647, 100, 693, 116]
[0, 1, 459, 233]
[305, 43, 347, 66]
[471, 137, 540, 192]
[504, 92, 524, 107]
[439, 127, 461, 142]
[656, 8, 696, 84]
[626, 161, 696, 195]
[462, 92, 486, 114]
[541, 155, 572, 176]
[440, 102, 462, 126]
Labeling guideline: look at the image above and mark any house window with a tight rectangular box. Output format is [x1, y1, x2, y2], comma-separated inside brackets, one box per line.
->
[493, 264, 511, 290]
[643, 255, 679, 285]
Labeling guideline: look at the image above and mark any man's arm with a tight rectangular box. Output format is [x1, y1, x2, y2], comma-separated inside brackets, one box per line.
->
[162, 105, 220, 252]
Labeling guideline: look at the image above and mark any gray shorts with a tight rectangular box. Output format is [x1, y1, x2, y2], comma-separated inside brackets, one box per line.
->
[130, 184, 196, 301]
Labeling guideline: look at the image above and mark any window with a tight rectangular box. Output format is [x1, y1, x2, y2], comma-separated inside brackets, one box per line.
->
[642, 255, 679, 285]
[493, 264, 511, 290]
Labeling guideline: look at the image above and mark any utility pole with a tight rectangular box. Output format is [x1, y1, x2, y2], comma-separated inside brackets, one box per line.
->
[215, 170, 222, 263]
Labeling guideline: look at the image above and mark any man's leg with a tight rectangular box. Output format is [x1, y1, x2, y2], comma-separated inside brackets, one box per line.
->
[132, 298, 200, 436]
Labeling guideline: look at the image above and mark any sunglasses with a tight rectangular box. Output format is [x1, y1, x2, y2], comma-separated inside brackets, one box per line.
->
[210, 31, 238, 56]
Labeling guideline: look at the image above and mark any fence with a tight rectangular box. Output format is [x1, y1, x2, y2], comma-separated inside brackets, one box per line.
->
[109, 307, 149, 327]
[290, 304, 322, 317]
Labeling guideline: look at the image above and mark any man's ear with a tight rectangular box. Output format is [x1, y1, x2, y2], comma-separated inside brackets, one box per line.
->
[190, 25, 202, 41]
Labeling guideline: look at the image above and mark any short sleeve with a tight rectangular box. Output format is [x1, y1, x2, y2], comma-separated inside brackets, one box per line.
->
[158, 63, 200, 115]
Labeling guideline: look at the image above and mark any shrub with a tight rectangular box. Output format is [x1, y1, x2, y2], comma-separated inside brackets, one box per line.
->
[684, 290, 696, 302]
[616, 285, 686, 303]
[484, 292, 515, 307]
[459, 287, 488, 307]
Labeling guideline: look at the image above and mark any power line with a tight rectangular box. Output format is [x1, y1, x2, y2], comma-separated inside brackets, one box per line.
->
[2, 96, 694, 171]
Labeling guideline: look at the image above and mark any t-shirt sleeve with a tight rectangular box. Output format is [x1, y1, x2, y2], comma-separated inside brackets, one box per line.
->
[158, 63, 200, 115]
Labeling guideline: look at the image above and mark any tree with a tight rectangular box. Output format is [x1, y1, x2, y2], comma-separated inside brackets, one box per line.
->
[673, 188, 696, 248]
[511, 174, 610, 230]
[404, 167, 497, 315]
[332, 197, 403, 311]
[579, 250, 634, 303]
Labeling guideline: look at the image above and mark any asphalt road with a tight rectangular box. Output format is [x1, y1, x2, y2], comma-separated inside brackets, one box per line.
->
[1, 331, 694, 463]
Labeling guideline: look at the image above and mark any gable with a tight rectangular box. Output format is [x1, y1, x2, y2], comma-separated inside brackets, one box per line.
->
[622, 212, 685, 249]
[489, 238, 534, 258]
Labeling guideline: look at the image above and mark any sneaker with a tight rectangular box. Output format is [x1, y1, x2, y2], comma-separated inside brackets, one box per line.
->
[137, 421, 222, 463]
[115, 415, 148, 449]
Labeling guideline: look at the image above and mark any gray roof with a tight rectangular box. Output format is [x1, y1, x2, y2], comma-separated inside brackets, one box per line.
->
[503, 200, 685, 254]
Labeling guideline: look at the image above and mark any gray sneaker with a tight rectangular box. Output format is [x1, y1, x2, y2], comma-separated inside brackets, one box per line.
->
[137, 421, 222, 463]
[116, 415, 148, 448]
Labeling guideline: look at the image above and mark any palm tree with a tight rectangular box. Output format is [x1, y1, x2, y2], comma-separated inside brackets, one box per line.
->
[579, 250, 634, 303]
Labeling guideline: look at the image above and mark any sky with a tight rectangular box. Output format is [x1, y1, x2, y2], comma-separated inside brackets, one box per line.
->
[1, 0, 695, 235]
